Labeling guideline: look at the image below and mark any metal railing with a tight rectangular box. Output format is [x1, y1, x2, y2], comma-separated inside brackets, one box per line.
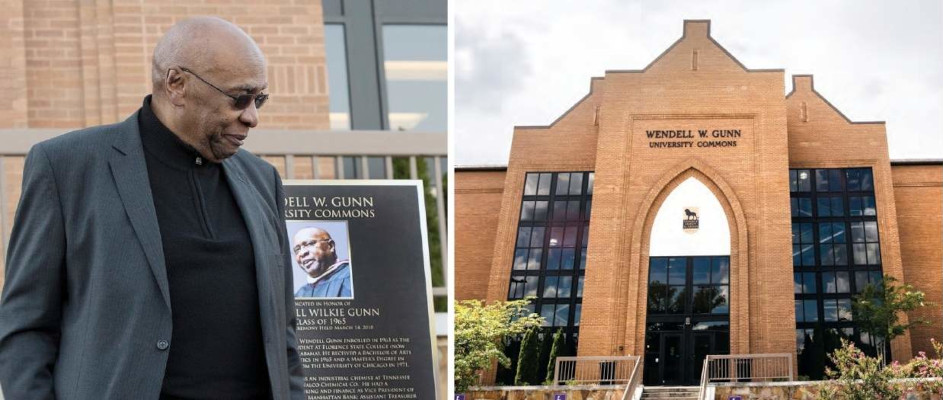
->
[698, 353, 794, 400]
[552, 355, 641, 387]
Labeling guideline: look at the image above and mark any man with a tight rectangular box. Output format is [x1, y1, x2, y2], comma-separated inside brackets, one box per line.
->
[0, 17, 304, 399]
[292, 227, 353, 298]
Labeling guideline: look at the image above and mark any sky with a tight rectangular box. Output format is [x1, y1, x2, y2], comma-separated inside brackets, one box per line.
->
[454, 0, 943, 166]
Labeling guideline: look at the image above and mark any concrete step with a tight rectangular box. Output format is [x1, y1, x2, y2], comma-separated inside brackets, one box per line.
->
[640, 386, 701, 399]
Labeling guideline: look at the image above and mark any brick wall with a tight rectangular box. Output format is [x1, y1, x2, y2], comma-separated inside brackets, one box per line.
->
[891, 164, 943, 356]
[454, 169, 505, 301]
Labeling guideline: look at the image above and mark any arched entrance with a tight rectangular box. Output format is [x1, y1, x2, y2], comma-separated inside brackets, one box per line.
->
[643, 177, 731, 386]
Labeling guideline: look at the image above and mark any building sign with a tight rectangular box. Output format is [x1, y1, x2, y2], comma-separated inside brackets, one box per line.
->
[646, 129, 742, 149]
[683, 207, 700, 232]
[553, 394, 567, 400]
[284, 180, 438, 399]
[455, 395, 466, 400]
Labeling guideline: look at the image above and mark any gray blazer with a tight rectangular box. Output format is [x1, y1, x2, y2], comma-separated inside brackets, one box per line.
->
[0, 111, 304, 399]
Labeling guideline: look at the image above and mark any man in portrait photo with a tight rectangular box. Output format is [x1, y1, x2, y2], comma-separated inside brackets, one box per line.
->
[0, 17, 304, 399]
[292, 226, 354, 299]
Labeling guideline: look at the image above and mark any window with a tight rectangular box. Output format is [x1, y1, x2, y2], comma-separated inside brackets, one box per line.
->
[507, 171, 593, 344]
[382, 25, 447, 132]
[324, 24, 351, 130]
[790, 167, 884, 378]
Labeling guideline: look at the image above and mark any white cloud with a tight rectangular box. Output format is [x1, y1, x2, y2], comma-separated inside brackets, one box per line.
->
[455, 0, 943, 165]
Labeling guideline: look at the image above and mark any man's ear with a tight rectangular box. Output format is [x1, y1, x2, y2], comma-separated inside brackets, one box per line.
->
[327, 239, 336, 250]
[165, 68, 187, 107]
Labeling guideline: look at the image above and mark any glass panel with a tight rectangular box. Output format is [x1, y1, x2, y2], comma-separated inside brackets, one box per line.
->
[793, 245, 801, 266]
[832, 222, 846, 243]
[846, 169, 861, 191]
[798, 198, 812, 217]
[803, 272, 817, 293]
[574, 304, 582, 326]
[791, 198, 799, 217]
[863, 196, 876, 215]
[584, 200, 593, 220]
[648, 284, 666, 313]
[834, 245, 848, 265]
[861, 169, 873, 191]
[555, 173, 570, 195]
[867, 243, 881, 264]
[864, 222, 879, 242]
[520, 201, 535, 221]
[820, 245, 833, 266]
[819, 223, 833, 243]
[527, 249, 542, 270]
[516, 227, 531, 248]
[836, 271, 850, 293]
[540, 304, 554, 327]
[543, 277, 558, 298]
[795, 300, 804, 322]
[549, 227, 563, 247]
[829, 170, 843, 192]
[552, 201, 567, 221]
[667, 286, 685, 314]
[855, 271, 869, 293]
[849, 197, 862, 216]
[650, 258, 668, 284]
[794, 273, 803, 294]
[804, 300, 818, 322]
[555, 304, 569, 327]
[587, 173, 594, 194]
[567, 200, 581, 221]
[580, 249, 587, 270]
[668, 258, 686, 285]
[712, 257, 730, 284]
[560, 249, 575, 270]
[538, 173, 552, 195]
[577, 277, 584, 297]
[693, 257, 711, 284]
[830, 197, 844, 217]
[513, 250, 528, 270]
[546, 249, 561, 270]
[530, 227, 545, 248]
[815, 170, 829, 192]
[524, 173, 539, 195]
[817, 198, 831, 217]
[853, 244, 867, 265]
[563, 226, 578, 247]
[801, 223, 814, 243]
[823, 299, 838, 322]
[801, 245, 815, 266]
[797, 169, 811, 192]
[823, 272, 836, 293]
[850, 222, 865, 242]
[558, 277, 572, 298]
[534, 201, 549, 221]
[382, 25, 446, 132]
[324, 25, 350, 130]
[524, 276, 538, 297]
[692, 286, 713, 313]
[569, 173, 583, 195]
[838, 299, 853, 321]
[712, 286, 729, 314]
[789, 170, 797, 192]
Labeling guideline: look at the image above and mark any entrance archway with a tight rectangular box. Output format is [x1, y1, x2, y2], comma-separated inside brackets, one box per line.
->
[643, 177, 731, 386]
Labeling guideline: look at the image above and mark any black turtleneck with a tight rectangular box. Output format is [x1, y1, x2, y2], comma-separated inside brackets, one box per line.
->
[139, 96, 270, 400]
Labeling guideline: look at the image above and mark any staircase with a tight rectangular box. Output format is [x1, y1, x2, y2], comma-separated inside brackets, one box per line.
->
[639, 386, 701, 400]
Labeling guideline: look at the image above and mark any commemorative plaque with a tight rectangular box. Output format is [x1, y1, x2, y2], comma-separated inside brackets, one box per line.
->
[283, 180, 438, 399]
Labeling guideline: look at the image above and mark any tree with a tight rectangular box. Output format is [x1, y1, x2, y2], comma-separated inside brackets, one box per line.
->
[515, 327, 540, 385]
[852, 275, 929, 362]
[454, 299, 543, 393]
[544, 328, 566, 384]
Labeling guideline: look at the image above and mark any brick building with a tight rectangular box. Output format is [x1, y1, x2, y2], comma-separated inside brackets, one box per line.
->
[455, 20, 943, 385]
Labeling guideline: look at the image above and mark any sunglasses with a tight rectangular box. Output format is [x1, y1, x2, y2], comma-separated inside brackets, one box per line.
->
[178, 67, 269, 110]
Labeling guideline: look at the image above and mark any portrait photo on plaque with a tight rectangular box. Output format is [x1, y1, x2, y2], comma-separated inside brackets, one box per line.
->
[287, 220, 354, 299]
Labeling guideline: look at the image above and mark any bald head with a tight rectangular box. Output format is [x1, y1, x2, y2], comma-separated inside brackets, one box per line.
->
[152, 16, 265, 93]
